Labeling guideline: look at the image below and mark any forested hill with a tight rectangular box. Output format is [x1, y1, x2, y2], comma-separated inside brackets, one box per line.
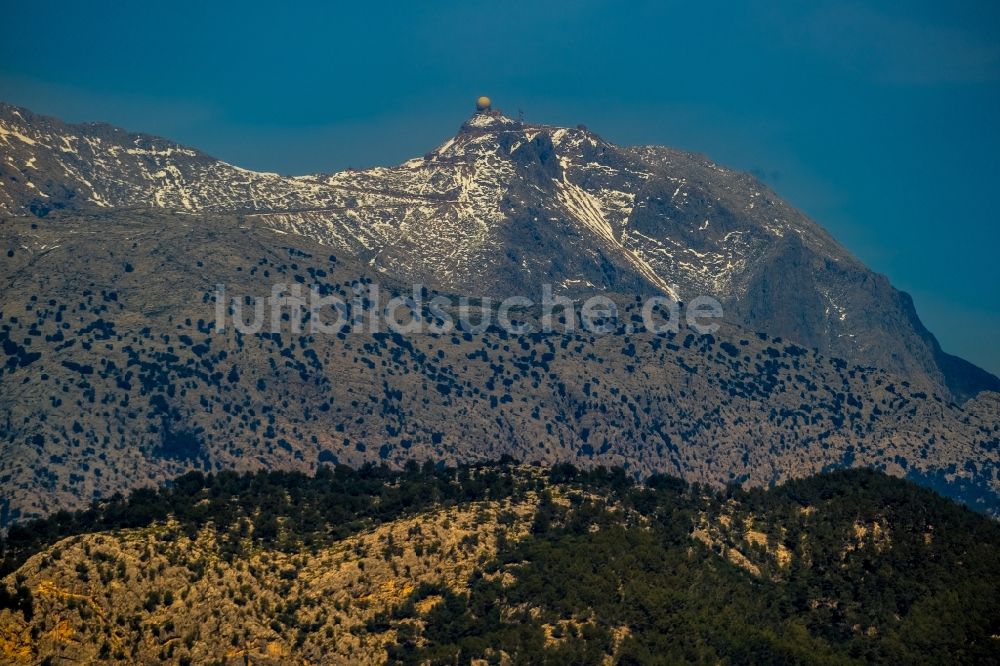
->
[1, 462, 998, 664]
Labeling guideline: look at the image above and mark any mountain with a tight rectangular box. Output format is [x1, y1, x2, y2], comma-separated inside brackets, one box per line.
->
[2, 102, 997, 402]
[2, 464, 999, 664]
[1, 207, 998, 527]
[1, 101, 999, 527]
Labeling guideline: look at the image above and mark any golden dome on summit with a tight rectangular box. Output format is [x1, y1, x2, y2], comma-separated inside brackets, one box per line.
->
[475, 96, 492, 111]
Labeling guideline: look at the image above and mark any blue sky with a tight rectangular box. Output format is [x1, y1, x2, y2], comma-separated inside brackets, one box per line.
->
[2, 1, 998, 374]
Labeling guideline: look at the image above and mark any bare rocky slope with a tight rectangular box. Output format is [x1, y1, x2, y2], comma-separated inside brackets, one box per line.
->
[1, 209, 998, 526]
[2, 102, 997, 401]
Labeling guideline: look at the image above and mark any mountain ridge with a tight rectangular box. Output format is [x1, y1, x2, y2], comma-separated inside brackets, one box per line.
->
[2, 101, 999, 528]
[2, 101, 995, 401]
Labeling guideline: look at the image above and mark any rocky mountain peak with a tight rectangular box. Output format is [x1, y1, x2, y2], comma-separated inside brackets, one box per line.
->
[1, 101, 997, 400]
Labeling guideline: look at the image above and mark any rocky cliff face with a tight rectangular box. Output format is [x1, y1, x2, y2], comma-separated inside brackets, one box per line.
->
[2, 102, 997, 400]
